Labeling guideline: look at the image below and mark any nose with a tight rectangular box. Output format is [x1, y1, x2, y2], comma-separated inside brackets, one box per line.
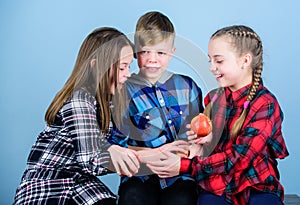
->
[125, 67, 131, 78]
[148, 51, 157, 63]
[209, 63, 216, 72]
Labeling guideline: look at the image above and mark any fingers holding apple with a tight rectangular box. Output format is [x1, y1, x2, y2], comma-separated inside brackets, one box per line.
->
[190, 113, 212, 138]
[186, 124, 197, 142]
[194, 132, 213, 145]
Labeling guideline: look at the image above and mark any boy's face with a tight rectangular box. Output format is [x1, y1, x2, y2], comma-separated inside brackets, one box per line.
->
[136, 38, 175, 84]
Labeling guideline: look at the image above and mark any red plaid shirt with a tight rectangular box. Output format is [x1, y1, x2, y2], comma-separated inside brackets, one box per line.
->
[181, 83, 289, 205]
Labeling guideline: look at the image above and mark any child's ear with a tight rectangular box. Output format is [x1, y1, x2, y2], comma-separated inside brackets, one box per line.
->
[168, 46, 176, 59]
[172, 46, 176, 53]
[242, 53, 252, 68]
[90, 59, 96, 68]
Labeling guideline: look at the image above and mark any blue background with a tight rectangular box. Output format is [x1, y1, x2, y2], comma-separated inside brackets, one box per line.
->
[1, 1, 299, 204]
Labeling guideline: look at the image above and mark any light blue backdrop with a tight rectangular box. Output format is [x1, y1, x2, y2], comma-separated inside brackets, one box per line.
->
[1, 1, 299, 204]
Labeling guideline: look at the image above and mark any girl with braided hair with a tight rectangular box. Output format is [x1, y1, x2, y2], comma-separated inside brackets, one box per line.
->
[146, 25, 289, 205]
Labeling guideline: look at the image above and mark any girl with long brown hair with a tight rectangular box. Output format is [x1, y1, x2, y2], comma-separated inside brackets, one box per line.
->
[13, 27, 140, 205]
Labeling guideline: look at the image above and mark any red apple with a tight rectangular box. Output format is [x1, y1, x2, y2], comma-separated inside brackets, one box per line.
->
[190, 113, 212, 137]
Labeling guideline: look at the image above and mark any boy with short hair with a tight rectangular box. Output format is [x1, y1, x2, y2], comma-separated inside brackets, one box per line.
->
[110, 11, 204, 205]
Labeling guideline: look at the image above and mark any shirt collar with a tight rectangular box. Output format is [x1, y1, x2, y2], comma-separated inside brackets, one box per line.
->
[224, 84, 252, 105]
[132, 70, 174, 86]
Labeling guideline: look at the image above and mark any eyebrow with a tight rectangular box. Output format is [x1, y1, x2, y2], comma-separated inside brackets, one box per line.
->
[120, 62, 132, 67]
[212, 54, 223, 57]
[141, 46, 170, 51]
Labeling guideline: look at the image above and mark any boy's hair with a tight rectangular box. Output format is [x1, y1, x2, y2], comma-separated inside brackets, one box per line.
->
[204, 25, 263, 141]
[134, 11, 175, 49]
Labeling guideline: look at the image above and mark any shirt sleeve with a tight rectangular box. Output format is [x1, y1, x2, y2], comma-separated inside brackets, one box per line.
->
[61, 93, 111, 176]
[108, 113, 130, 147]
[180, 158, 192, 174]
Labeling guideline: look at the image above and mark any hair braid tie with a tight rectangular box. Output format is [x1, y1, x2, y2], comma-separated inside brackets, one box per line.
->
[212, 93, 218, 103]
[243, 101, 250, 109]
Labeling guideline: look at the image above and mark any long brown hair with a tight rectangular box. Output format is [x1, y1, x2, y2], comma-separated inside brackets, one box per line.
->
[204, 25, 263, 141]
[45, 27, 133, 131]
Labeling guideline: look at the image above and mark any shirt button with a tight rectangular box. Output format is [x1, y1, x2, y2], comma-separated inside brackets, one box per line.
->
[179, 111, 183, 115]
[146, 115, 150, 119]
[168, 120, 172, 124]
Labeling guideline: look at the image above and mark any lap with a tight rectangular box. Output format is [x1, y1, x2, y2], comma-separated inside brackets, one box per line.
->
[248, 191, 282, 205]
[197, 190, 282, 205]
[117, 176, 197, 205]
[197, 190, 229, 205]
[160, 179, 197, 205]
[118, 176, 160, 205]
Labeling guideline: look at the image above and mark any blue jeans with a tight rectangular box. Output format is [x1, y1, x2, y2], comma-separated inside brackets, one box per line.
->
[197, 190, 283, 205]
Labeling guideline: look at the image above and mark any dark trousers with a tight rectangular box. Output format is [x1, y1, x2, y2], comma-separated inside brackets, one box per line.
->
[117, 175, 197, 205]
[68, 198, 116, 205]
[197, 190, 283, 205]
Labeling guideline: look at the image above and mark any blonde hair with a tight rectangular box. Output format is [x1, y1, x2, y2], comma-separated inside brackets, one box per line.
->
[134, 11, 175, 50]
[205, 25, 263, 141]
[45, 27, 133, 131]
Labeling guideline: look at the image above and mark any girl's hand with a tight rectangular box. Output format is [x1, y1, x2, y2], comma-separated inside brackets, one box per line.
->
[186, 124, 197, 143]
[194, 132, 213, 145]
[186, 124, 212, 145]
[188, 143, 204, 158]
[108, 145, 140, 177]
[137, 140, 189, 164]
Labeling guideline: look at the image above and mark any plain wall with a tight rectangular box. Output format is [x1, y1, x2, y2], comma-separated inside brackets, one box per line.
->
[1, 0, 299, 204]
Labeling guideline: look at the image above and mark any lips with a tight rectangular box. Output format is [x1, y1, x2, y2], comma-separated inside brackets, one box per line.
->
[214, 70, 223, 79]
[216, 73, 223, 79]
[119, 79, 127, 84]
[145, 67, 159, 72]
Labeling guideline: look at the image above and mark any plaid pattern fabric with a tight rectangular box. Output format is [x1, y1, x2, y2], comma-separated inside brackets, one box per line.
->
[109, 71, 204, 188]
[191, 84, 289, 205]
[13, 88, 116, 205]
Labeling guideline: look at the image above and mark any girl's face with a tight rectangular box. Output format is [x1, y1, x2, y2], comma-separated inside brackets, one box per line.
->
[110, 45, 133, 94]
[208, 36, 252, 92]
[136, 38, 175, 84]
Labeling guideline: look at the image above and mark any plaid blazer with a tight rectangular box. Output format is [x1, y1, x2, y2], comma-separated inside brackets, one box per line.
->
[13, 88, 116, 205]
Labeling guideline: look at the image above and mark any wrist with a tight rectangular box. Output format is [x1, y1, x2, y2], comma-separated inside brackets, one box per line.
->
[180, 158, 192, 174]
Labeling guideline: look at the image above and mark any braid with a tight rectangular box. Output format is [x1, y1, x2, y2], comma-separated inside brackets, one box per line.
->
[203, 88, 224, 118]
[212, 25, 264, 141]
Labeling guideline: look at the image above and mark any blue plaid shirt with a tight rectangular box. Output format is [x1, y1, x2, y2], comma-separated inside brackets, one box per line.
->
[109, 71, 204, 188]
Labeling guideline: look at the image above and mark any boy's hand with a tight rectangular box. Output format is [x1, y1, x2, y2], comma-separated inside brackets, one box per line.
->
[146, 150, 180, 178]
[137, 140, 189, 163]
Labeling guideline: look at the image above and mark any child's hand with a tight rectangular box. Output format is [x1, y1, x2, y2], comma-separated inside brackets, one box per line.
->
[137, 140, 189, 163]
[194, 132, 213, 145]
[146, 150, 181, 178]
[186, 124, 198, 143]
[188, 143, 204, 158]
[108, 145, 140, 177]
[186, 124, 212, 145]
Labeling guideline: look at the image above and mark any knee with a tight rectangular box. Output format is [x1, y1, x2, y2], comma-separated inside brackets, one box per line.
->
[117, 179, 145, 204]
